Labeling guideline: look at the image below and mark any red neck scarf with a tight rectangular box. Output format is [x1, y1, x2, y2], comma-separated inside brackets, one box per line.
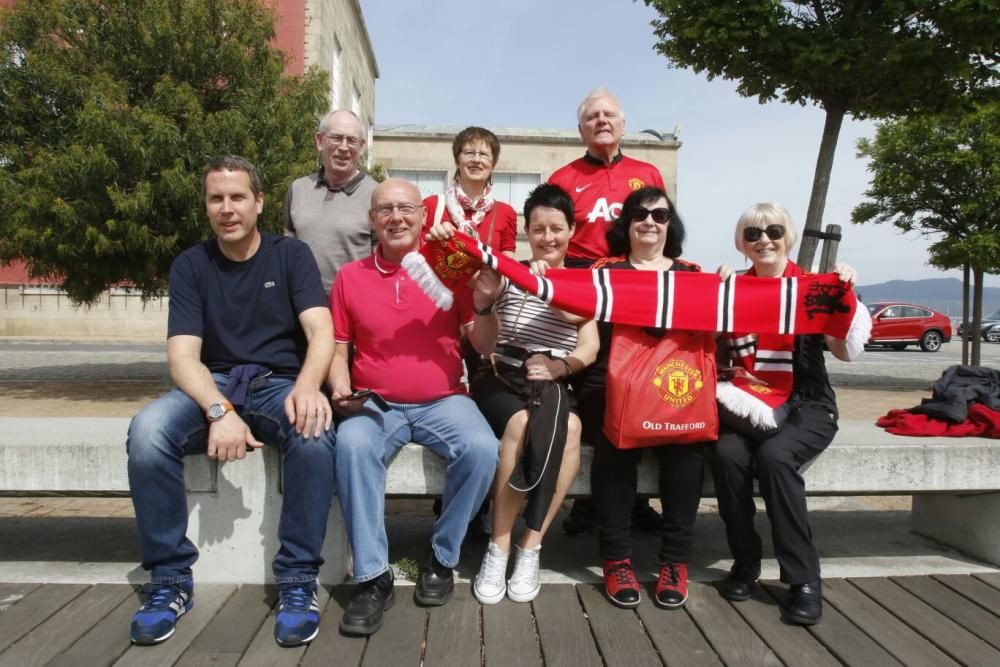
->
[444, 178, 495, 237]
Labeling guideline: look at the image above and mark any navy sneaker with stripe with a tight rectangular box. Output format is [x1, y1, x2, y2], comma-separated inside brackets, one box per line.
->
[130, 581, 194, 645]
[274, 581, 321, 646]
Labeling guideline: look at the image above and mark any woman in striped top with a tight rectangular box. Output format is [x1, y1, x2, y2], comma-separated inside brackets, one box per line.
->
[466, 184, 599, 605]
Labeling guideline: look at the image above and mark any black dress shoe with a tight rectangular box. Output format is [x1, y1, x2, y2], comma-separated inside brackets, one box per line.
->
[340, 570, 395, 636]
[720, 561, 760, 602]
[415, 555, 454, 606]
[784, 580, 823, 625]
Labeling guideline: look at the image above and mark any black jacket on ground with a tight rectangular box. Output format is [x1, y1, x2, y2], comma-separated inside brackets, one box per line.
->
[912, 364, 1000, 423]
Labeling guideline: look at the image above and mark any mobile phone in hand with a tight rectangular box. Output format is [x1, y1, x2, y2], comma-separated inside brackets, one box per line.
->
[346, 388, 373, 401]
[344, 388, 389, 411]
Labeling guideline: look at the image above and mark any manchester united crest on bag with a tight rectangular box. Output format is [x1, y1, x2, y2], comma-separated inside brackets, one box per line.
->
[604, 326, 718, 449]
[654, 359, 706, 407]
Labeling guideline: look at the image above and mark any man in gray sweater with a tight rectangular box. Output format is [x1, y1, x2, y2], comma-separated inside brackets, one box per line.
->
[284, 110, 377, 294]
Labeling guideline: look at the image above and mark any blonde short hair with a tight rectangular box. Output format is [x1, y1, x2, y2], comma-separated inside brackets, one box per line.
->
[734, 202, 798, 253]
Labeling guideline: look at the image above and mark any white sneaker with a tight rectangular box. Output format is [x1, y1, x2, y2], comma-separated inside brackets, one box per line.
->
[474, 542, 509, 604]
[507, 544, 541, 602]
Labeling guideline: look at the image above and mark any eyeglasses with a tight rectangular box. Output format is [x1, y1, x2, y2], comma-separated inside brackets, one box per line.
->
[629, 206, 671, 225]
[322, 133, 364, 148]
[459, 150, 493, 161]
[373, 203, 422, 219]
[742, 224, 786, 242]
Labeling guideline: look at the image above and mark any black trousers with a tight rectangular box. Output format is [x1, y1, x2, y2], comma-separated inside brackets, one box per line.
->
[709, 403, 837, 584]
[582, 391, 705, 563]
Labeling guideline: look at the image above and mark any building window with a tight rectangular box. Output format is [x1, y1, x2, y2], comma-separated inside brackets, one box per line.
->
[330, 37, 342, 109]
[492, 173, 541, 209]
[351, 83, 361, 116]
[387, 170, 447, 199]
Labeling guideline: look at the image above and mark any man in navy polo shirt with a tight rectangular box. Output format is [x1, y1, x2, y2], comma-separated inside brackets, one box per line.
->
[126, 155, 336, 647]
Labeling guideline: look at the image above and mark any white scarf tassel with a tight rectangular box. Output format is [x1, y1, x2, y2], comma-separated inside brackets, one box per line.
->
[843, 304, 873, 361]
[716, 381, 780, 429]
[401, 251, 454, 310]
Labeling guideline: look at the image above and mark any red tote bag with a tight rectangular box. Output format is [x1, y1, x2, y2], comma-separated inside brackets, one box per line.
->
[604, 325, 718, 449]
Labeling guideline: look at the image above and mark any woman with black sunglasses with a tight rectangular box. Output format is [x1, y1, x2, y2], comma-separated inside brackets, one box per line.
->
[712, 202, 861, 626]
[576, 185, 710, 610]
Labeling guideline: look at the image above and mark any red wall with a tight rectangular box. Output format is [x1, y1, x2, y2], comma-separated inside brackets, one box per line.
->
[266, 0, 305, 76]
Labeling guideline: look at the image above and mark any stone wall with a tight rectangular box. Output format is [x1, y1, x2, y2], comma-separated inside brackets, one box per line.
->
[0, 288, 167, 340]
[304, 0, 378, 130]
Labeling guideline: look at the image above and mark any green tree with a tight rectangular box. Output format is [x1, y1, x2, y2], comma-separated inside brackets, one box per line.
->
[0, 0, 329, 303]
[359, 150, 387, 183]
[643, 0, 998, 269]
[853, 102, 1000, 364]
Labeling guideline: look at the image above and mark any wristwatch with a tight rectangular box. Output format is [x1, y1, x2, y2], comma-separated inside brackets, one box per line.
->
[474, 301, 495, 316]
[206, 401, 234, 422]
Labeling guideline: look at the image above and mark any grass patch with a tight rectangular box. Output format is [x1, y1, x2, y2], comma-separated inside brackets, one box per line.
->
[395, 556, 421, 582]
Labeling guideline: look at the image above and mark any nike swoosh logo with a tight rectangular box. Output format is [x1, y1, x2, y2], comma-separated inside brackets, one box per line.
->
[575, 184, 593, 193]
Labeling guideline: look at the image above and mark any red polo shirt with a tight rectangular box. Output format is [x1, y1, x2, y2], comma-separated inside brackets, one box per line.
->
[331, 247, 474, 403]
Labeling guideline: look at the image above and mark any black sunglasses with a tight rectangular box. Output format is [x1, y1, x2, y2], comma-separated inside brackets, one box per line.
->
[742, 224, 786, 242]
[629, 206, 671, 225]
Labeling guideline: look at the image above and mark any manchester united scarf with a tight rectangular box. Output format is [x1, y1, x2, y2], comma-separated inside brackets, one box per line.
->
[404, 233, 871, 341]
[716, 261, 803, 434]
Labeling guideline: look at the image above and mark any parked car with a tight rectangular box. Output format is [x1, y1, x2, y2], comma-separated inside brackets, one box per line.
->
[865, 302, 952, 352]
[957, 309, 1000, 341]
[984, 323, 1000, 343]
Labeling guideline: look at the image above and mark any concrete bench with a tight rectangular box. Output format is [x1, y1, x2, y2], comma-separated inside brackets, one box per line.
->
[2, 417, 999, 584]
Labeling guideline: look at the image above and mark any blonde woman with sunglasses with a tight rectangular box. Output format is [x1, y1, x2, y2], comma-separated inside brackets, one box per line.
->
[711, 202, 863, 626]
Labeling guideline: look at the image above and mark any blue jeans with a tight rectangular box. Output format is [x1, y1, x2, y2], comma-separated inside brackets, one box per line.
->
[126, 374, 336, 585]
[335, 394, 498, 582]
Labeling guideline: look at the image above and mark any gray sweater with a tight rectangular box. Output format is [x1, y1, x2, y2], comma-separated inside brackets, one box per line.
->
[283, 169, 377, 294]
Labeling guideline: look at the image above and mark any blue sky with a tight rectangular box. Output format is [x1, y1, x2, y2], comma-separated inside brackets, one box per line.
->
[360, 0, 975, 286]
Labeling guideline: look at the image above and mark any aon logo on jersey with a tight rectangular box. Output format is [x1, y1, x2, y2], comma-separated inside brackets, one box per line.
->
[585, 198, 623, 223]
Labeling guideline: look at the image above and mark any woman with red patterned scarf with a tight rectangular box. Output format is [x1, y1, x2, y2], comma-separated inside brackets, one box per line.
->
[423, 127, 520, 538]
[423, 126, 518, 259]
[712, 202, 862, 627]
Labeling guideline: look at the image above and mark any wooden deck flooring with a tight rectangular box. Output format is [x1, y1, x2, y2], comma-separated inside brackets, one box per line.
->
[2, 575, 1000, 666]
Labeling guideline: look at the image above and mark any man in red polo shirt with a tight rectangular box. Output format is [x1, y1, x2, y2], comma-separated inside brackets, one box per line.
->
[549, 88, 666, 267]
[549, 88, 666, 534]
[329, 179, 500, 637]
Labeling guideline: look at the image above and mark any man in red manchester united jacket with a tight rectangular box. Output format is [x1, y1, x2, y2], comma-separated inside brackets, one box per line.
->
[549, 88, 666, 267]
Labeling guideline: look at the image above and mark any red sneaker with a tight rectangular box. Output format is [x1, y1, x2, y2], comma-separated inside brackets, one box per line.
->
[603, 559, 641, 608]
[655, 562, 688, 609]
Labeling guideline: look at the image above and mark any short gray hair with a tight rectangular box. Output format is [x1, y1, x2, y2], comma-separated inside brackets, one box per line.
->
[734, 202, 798, 252]
[576, 87, 625, 123]
[317, 109, 363, 135]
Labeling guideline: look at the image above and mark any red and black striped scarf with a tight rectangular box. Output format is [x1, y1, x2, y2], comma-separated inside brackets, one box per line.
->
[406, 236, 872, 431]
[715, 262, 803, 429]
[406, 234, 865, 339]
